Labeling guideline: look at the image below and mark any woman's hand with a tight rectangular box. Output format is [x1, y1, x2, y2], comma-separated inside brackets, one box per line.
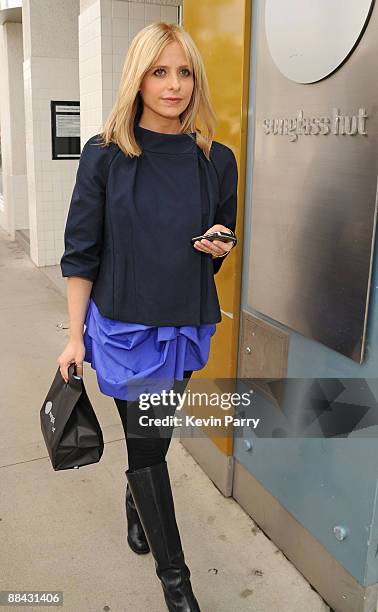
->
[57, 339, 85, 383]
[192, 224, 235, 258]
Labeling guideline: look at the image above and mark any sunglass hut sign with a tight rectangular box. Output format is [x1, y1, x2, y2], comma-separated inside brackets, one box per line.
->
[263, 108, 368, 142]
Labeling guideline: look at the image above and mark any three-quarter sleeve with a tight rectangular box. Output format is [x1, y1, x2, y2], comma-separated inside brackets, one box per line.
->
[60, 138, 107, 282]
[213, 147, 238, 275]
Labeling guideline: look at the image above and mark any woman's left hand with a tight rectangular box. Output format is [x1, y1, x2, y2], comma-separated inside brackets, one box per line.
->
[192, 224, 234, 258]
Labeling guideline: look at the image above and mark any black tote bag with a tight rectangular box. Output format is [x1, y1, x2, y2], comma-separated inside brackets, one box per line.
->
[40, 363, 104, 471]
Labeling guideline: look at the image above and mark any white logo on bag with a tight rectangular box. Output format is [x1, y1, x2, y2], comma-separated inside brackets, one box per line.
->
[45, 401, 56, 433]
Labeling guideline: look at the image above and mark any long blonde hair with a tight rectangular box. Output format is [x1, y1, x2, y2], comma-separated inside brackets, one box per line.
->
[98, 21, 217, 160]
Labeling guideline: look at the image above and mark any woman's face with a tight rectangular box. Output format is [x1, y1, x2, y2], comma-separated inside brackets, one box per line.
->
[139, 42, 194, 122]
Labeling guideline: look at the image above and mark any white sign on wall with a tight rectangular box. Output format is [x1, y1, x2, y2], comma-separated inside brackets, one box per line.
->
[265, 0, 374, 83]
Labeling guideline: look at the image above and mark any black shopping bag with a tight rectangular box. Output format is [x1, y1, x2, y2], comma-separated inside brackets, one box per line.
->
[40, 363, 104, 471]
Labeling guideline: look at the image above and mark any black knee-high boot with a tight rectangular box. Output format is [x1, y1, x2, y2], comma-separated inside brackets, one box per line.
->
[126, 460, 201, 612]
[125, 482, 150, 554]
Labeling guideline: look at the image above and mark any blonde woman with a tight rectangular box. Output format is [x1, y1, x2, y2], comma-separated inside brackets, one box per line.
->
[58, 22, 238, 612]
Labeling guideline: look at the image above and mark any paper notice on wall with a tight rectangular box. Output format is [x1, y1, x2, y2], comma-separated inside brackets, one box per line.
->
[56, 111, 80, 138]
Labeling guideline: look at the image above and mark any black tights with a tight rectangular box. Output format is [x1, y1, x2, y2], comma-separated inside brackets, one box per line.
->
[114, 371, 193, 471]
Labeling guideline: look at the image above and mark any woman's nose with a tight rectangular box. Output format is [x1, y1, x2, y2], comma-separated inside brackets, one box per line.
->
[168, 77, 180, 90]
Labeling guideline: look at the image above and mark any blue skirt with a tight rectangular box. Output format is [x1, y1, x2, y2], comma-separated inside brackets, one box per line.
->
[83, 298, 216, 400]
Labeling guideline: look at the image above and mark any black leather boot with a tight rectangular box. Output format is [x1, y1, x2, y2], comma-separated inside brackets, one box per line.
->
[126, 460, 201, 612]
[125, 482, 150, 554]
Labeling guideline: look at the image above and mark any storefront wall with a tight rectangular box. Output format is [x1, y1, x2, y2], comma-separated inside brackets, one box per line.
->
[0, 4, 27, 238]
[178, 0, 250, 495]
[235, 2, 378, 611]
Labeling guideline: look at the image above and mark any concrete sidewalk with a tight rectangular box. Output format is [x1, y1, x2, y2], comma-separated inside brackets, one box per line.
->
[0, 226, 330, 612]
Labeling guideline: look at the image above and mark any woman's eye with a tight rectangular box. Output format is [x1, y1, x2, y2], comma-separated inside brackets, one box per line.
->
[153, 68, 191, 77]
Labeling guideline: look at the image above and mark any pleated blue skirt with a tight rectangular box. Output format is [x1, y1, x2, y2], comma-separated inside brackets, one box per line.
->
[83, 298, 216, 401]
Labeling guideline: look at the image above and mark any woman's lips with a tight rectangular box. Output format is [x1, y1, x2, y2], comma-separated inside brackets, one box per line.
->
[162, 98, 182, 103]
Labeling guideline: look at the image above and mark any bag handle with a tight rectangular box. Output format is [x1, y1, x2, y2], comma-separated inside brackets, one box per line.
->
[68, 362, 82, 380]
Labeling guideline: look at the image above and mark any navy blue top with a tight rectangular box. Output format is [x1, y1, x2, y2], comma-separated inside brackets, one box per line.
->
[60, 112, 238, 326]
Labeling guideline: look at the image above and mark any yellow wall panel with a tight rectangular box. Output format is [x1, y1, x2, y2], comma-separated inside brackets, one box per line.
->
[183, 0, 251, 456]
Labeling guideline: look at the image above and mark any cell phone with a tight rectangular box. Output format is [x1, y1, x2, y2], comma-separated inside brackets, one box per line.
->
[191, 231, 237, 245]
